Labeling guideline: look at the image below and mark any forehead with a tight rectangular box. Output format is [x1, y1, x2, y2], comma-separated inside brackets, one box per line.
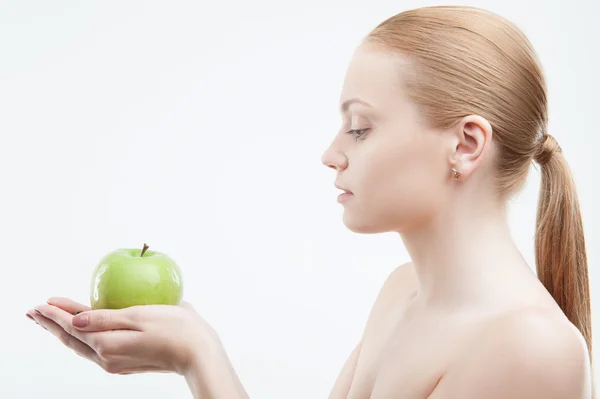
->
[340, 42, 411, 111]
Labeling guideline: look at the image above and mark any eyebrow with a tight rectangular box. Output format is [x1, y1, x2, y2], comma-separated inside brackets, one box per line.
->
[340, 97, 373, 112]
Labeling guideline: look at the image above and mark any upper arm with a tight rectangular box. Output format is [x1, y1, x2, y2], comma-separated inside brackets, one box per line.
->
[429, 310, 593, 399]
[328, 341, 362, 399]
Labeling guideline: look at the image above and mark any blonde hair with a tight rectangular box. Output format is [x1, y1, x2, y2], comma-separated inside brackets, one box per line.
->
[367, 3, 592, 375]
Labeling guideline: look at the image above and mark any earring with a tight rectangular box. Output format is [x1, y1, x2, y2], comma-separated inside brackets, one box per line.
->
[451, 168, 461, 179]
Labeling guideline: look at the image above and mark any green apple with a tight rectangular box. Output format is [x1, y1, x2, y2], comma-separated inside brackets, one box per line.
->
[90, 243, 183, 310]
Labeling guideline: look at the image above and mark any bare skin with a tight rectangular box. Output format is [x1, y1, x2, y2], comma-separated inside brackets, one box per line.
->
[26, 40, 592, 399]
[323, 41, 592, 398]
[328, 264, 591, 398]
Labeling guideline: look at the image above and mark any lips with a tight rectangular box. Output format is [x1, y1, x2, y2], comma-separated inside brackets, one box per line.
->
[335, 183, 353, 204]
[335, 183, 353, 195]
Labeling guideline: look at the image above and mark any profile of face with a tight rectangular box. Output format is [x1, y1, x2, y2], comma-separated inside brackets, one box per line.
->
[321, 41, 477, 234]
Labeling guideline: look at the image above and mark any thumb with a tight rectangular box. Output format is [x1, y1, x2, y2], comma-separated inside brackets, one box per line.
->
[72, 308, 139, 331]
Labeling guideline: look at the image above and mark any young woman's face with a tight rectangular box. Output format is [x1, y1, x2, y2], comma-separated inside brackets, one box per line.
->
[321, 42, 453, 234]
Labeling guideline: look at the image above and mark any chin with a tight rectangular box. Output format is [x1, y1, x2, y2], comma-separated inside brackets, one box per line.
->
[342, 212, 391, 234]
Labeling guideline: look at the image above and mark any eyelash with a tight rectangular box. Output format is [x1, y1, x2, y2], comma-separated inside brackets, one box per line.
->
[347, 128, 370, 139]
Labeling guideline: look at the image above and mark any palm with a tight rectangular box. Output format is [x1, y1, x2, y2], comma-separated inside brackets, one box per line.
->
[27, 297, 209, 375]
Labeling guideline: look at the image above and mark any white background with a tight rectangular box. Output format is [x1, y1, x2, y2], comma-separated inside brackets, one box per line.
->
[1, 0, 598, 398]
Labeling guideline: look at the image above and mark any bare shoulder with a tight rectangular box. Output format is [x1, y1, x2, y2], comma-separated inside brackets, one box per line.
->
[327, 263, 417, 399]
[368, 262, 418, 316]
[357, 262, 418, 338]
[431, 306, 593, 399]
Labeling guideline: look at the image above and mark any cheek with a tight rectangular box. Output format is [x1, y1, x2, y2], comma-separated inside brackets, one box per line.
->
[372, 135, 445, 194]
[348, 135, 448, 231]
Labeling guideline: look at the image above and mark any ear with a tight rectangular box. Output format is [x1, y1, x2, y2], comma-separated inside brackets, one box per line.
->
[449, 115, 492, 180]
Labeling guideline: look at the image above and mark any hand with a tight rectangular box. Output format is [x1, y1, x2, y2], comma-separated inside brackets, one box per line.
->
[27, 298, 218, 376]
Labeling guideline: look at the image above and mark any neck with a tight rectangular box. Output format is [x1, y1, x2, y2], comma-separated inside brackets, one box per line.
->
[399, 191, 537, 310]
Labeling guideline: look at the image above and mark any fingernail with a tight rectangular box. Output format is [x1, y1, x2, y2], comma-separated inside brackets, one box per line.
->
[73, 314, 89, 328]
[26, 314, 34, 321]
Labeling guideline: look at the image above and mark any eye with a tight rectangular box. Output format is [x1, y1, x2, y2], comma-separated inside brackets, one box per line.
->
[347, 128, 370, 139]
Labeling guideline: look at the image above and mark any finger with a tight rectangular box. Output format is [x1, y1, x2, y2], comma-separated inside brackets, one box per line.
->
[71, 307, 140, 332]
[26, 311, 46, 329]
[47, 297, 91, 315]
[29, 310, 100, 363]
[33, 304, 96, 346]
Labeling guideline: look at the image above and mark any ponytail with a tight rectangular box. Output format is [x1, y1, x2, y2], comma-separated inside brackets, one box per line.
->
[364, 5, 593, 394]
[534, 133, 593, 368]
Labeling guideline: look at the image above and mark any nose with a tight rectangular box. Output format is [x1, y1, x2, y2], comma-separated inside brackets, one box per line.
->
[321, 144, 348, 171]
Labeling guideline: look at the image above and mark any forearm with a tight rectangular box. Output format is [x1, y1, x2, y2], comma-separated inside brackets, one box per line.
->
[184, 338, 249, 399]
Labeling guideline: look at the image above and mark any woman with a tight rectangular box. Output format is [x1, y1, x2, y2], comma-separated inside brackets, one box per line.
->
[27, 5, 593, 398]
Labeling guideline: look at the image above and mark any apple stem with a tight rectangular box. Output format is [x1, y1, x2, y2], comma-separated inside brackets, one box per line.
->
[141, 243, 149, 257]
